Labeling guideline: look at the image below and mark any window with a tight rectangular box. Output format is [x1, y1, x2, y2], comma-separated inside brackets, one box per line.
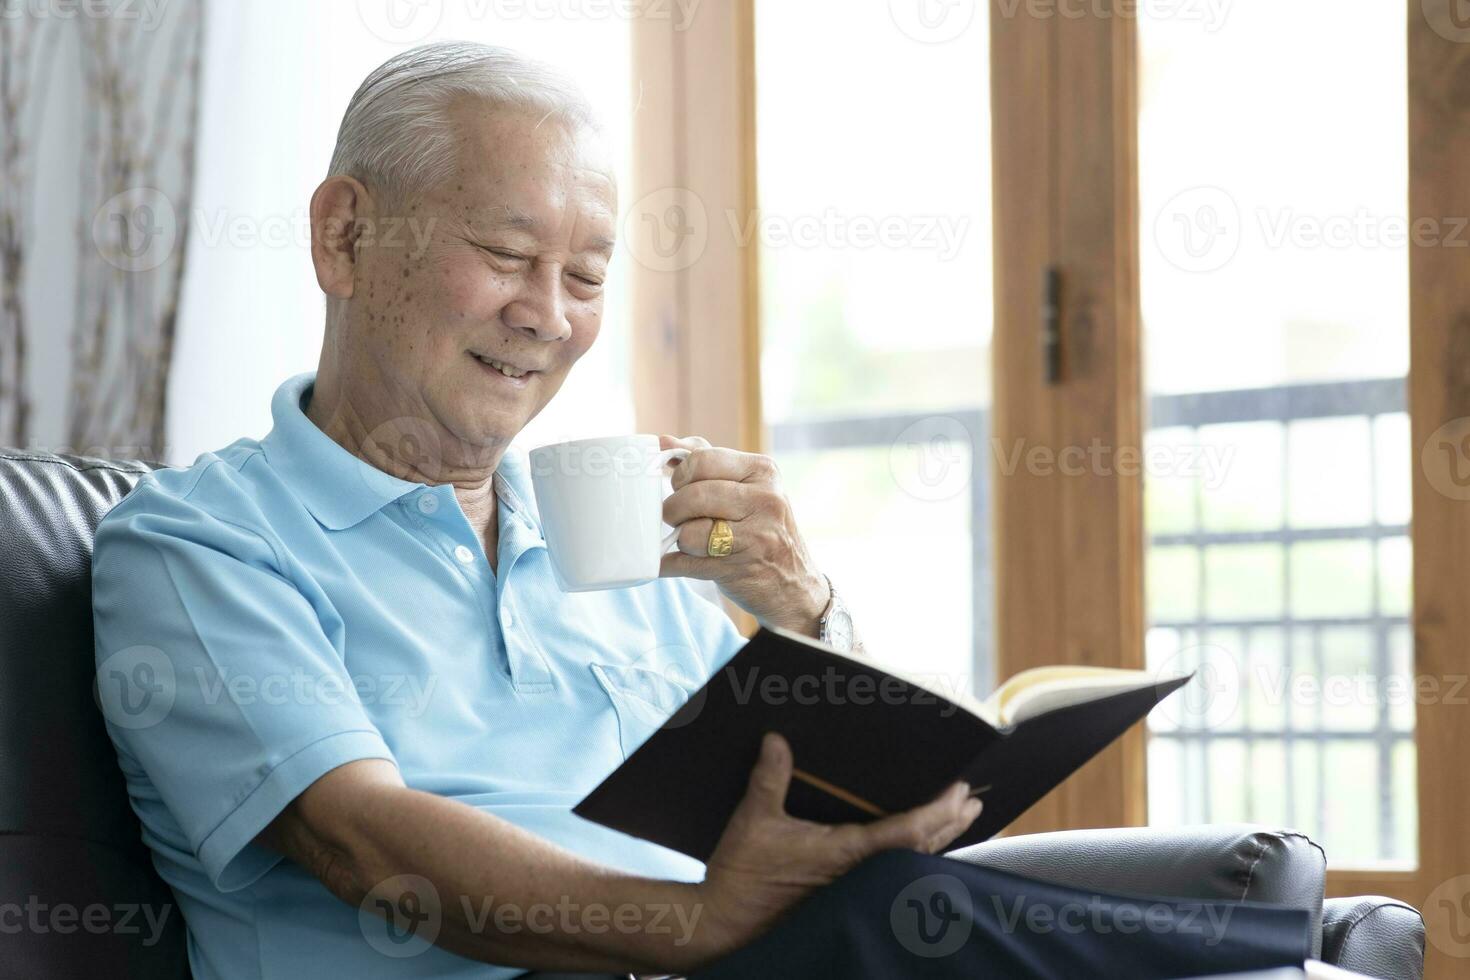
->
[1138, 1, 1413, 867]
[754, 0, 993, 689]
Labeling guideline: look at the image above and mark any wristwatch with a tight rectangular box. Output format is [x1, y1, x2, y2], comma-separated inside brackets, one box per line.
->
[816, 574, 855, 652]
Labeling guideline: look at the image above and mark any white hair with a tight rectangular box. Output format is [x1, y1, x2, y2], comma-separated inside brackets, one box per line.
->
[327, 41, 601, 200]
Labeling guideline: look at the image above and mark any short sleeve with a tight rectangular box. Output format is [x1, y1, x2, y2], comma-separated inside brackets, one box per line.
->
[91, 479, 396, 892]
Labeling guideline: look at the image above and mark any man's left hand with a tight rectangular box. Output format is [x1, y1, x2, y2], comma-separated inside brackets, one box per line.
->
[658, 435, 829, 636]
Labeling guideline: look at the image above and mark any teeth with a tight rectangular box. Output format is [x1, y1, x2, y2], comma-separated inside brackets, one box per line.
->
[475, 354, 527, 378]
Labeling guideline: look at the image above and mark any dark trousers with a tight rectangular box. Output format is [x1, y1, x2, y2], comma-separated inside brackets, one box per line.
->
[689, 850, 1311, 979]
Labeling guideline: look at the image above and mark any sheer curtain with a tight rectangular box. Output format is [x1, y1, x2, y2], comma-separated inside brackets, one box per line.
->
[168, 1, 636, 464]
[1, 1, 203, 457]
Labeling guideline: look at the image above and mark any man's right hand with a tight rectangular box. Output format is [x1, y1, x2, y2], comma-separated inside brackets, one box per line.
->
[691, 732, 983, 964]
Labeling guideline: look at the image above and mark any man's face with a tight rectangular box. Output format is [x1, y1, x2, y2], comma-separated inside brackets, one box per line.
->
[344, 98, 617, 453]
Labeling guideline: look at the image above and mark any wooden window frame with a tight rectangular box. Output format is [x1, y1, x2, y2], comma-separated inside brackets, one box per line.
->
[631, 4, 1466, 972]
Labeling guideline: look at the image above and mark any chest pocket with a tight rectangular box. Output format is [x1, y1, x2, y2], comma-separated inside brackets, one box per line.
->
[589, 661, 701, 759]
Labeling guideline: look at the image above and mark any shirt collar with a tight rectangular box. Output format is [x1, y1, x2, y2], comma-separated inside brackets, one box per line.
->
[261, 373, 420, 530]
[489, 449, 541, 528]
[260, 372, 541, 533]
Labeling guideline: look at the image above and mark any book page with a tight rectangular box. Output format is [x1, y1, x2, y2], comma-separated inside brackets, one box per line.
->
[987, 665, 1162, 726]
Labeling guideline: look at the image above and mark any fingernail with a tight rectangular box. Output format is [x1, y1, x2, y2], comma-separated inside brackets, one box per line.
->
[964, 799, 983, 819]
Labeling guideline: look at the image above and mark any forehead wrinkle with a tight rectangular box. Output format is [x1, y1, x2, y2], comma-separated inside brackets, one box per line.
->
[480, 206, 538, 232]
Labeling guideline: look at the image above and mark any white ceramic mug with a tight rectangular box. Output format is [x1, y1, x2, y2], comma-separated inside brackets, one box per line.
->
[529, 434, 690, 592]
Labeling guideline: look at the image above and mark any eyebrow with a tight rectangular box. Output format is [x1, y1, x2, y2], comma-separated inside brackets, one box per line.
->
[483, 208, 616, 258]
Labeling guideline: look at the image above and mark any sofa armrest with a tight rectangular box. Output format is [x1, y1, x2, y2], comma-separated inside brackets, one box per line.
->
[945, 824, 1327, 958]
[1319, 896, 1423, 980]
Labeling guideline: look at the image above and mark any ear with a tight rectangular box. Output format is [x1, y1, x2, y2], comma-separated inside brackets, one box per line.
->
[309, 175, 373, 300]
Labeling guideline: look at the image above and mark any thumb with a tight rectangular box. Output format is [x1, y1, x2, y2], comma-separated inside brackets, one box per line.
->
[737, 732, 793, 817]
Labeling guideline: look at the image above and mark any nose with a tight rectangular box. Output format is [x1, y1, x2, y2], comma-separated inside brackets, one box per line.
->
[502, 262, 572, 342]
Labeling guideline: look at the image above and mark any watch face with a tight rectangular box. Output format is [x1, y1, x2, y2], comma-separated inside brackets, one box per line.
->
[825, 608, 855, 652]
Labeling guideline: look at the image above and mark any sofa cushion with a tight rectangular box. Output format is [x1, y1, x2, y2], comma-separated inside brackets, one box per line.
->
[0, 451, 187, 979]
[1320, 895, 1424, 980]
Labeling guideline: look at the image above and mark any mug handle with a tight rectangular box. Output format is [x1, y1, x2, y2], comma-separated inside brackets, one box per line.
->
[659, 447, 691, 553]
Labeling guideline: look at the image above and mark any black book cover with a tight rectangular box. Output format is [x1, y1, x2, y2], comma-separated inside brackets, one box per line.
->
[574, 626, 1190, 862]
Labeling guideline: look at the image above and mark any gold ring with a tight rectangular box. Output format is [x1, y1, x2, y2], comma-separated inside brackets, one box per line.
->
[707, 519, 734, 557]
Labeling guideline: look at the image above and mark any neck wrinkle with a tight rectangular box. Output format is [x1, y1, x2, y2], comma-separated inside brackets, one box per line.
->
[304, 377, 509, 496]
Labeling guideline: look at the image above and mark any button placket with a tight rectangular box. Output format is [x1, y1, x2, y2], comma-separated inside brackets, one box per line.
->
[400, 493, 526, 685]
[493, 487, 554, 692]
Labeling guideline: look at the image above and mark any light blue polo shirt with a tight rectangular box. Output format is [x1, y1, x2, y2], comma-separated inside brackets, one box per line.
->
[92, 372, 746, 980]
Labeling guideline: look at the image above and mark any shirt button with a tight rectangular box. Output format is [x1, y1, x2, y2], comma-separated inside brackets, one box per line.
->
[417, 494, 439, 515]
[454, 545, 475, 565]
[503, 608, 515, 629]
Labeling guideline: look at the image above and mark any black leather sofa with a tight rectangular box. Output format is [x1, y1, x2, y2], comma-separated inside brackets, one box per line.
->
[0, 450, 1427, 979]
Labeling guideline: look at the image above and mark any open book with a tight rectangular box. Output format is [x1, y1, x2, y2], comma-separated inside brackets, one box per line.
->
[575, 626, 1191, 861]
[969, 662, 1178, 728]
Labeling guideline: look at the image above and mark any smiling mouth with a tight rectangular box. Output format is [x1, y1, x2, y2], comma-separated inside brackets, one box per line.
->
[469, 351, 535, 380]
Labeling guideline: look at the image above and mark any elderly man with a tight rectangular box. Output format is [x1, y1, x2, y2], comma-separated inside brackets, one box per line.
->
[93, 42, 1311, 980]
